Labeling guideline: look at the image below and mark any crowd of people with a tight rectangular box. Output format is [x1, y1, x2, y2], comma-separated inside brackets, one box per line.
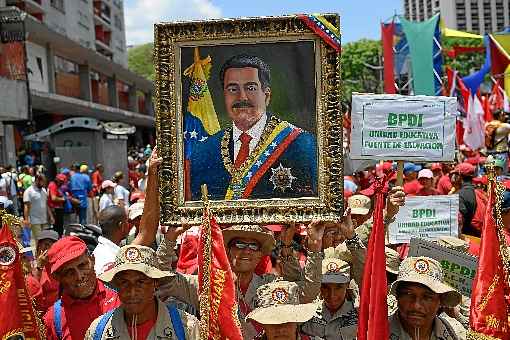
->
[4, 111, 510, 340]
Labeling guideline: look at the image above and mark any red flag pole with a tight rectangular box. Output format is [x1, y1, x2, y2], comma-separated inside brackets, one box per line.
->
[357, 175, 390, 340]
[468, 157, 510, 339]
[199, 184, 212, 339]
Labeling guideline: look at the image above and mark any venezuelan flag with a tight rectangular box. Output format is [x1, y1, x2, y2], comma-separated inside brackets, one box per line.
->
[183, 47, 220, 199]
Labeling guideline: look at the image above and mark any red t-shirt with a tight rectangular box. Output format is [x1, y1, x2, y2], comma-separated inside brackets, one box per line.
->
[91, 171, 103, 196]
[404, 179, 422, 195]
[44, 280, 120, 340]
[27, 267, 60, 314]
[48, 181, 64, 209]
[437, 175, 452, 195]
[127, 317, 157, 340]
[415, 187, 439, 196]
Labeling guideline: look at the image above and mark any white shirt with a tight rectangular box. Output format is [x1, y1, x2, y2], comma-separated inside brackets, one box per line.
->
[114, 184, 130, 208]
[92, 236, 120, 276]
[2, 172, 17, 197]
[23, 185, 48, 224]
[232, 113, 267, 161]
[99, 193, 114, 212]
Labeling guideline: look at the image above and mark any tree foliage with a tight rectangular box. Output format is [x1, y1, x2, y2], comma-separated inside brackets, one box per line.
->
[441, 36, 485, 78]
[127, 43, 155, 81]
[341, 39, 382, 102]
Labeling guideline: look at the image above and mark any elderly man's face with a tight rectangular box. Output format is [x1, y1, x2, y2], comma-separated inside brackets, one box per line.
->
[228, 237, 263, 273]
[223, 67, 271, 132]
[397, 282, 441, 330]
[263, 322, 298, 340]
[54, 253, 96, 299]
[114, 270, 157, 316]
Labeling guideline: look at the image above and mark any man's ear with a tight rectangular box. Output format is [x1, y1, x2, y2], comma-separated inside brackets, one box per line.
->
[264, 87, 271, 106]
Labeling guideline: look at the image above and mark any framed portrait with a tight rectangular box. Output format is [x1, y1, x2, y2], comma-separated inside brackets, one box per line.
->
[154, 14, 343, 225]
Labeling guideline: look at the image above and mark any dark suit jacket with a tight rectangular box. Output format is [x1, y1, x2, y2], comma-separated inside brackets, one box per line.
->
[189, 119, 317, 200]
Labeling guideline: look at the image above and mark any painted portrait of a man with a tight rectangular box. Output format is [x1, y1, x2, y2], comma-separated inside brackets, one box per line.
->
[181, 42, 319, 201]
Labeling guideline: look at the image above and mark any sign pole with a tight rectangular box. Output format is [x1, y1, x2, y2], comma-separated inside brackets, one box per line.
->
[396, 160, 404, 186]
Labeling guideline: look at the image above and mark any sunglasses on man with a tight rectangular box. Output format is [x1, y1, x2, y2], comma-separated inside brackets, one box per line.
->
[232, 240, 261, 251]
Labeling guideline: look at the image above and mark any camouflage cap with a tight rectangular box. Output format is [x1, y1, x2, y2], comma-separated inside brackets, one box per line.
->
[385, 247, 400, 275]
[321, 258, 350, 284]
[390, 256, 461, 307]
[222, 224, 275, 255]
[99, 244, 172, 282]
[246, 280, 318, 325]
[348, 195, 371, 215]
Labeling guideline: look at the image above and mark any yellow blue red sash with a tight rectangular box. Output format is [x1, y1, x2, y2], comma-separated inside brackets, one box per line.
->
[225, 121, 302, 200]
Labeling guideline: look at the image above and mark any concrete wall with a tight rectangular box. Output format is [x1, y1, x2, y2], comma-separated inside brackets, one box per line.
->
[65, 0, 95, 50]
[0, 78, 28, 120]
[26, 41, 49, 92]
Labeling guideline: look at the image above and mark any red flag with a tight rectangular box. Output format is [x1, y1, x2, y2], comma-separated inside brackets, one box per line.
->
[381, 22, 396, 94]
[357, 175, 390, 340]
[198, 211, 243, 340]
[468, 177, 510, 338]
[0, 225, 45, 339]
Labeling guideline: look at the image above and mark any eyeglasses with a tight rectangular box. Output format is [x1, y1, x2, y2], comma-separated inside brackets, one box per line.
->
[232, 241, 261, 251]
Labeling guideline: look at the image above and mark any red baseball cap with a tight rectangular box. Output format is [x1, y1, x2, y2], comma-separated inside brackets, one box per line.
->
[430, 163, 442, 171]
[56, 174, 67, 182]
[47, 236, 88, 274]
[452, 162, 475, 177]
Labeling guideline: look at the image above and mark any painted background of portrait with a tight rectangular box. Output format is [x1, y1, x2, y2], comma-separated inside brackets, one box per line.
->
[180, 41, 317, 134]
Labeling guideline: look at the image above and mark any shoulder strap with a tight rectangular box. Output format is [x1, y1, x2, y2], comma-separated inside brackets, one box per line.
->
[167, 304, 186, 340]
[53, 299, 62, 340]
[93, 309, 115, 340]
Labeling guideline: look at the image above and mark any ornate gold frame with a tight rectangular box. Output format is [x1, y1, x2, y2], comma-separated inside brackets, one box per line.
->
[154, 14, 343, 225]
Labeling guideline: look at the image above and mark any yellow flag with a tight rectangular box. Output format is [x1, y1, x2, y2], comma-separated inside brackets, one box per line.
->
[183, 47, 220, 135]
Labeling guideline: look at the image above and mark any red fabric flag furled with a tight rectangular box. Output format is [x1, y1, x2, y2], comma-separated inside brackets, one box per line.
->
[468, 170, 510, 339]
[198, 204, 243, 340]
[0, 225, 45, 339]
[357, 174, 391, 340]
[381, 22, 396, 94]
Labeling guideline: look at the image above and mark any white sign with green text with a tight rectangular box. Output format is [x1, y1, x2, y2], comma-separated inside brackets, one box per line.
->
[388, 195, 459, 244]
[350, 94, 457, 161]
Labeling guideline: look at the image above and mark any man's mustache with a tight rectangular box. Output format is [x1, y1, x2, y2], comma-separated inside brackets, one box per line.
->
[232, 100, 254, 109]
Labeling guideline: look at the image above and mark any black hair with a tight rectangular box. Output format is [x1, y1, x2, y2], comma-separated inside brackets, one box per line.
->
[98, 206, 126, 238]
[219, 54, 271, 90]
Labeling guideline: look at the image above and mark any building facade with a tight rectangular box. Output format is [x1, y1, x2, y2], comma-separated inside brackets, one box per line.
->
[0, 0, 153, 170]
[403, 0, 510, 34]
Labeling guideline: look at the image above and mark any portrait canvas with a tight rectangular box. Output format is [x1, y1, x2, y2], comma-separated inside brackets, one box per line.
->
[154, 15, 343, 225]
[181, 42, 318, 202]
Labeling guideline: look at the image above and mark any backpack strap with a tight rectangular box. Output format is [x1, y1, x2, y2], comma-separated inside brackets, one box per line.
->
[93, 309, 115, 340]
[53, 299, 62, 340]
[167, 304, 186, 340]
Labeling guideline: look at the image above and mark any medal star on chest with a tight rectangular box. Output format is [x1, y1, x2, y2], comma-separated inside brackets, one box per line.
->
[269, 163, 297, 192]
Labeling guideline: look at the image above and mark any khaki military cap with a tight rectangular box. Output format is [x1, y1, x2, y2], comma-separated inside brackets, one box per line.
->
[322, 258, 350, 284]
[222, 224, 275, 255]
[246, 280, 317, 325]
[390, 256, 461, 307]
[100, 245, 172, 282]
[348, 195, 371, 215]
[437, 236, 469, 253]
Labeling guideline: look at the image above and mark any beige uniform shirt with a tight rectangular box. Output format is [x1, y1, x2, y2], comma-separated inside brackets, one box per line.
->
[84, 299, 199, 340]
[302, 301, 358, 340]
[155, 239, 323, 340]
[389, 312, 466, 340]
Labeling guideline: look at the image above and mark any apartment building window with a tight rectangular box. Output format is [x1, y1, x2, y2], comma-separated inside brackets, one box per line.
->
[78, 11, 90, 30]
[426, 0, 432, 17]
[50, 0, 65, 13]
[55, 56, 78, 74]
[114, 15, 122, 30]
[101, 3, 111, 24]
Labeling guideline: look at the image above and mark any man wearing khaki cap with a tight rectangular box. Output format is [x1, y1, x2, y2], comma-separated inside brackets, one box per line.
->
[389, 256, 466, 339]
[156, 222, 325, 339]
[85, 244, 198, 339]
[301, 257, 357, 339]
[246, 280, 320, 340]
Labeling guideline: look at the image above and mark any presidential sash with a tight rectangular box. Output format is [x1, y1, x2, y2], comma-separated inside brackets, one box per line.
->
[225, 120, 302, 200]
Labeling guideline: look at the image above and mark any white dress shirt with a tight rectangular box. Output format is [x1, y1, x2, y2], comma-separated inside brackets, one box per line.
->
[92, 236, 120, 276]
[232, 113, 268, 161]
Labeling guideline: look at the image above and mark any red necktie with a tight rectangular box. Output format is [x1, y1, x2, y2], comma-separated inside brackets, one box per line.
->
[234, 132, 252, 168]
